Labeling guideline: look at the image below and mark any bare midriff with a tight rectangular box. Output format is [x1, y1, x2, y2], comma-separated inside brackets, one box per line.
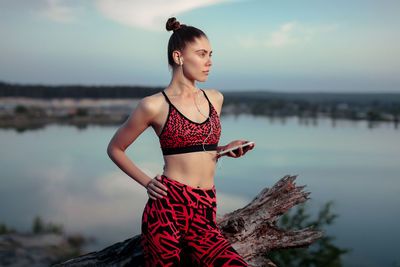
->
[162, 151, 218, 189]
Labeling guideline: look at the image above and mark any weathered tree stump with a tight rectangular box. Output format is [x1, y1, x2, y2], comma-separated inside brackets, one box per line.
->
[54, 174, 323, 267]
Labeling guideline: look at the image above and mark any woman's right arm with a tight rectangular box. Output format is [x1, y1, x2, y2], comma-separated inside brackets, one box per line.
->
[106, 96, 168, 198]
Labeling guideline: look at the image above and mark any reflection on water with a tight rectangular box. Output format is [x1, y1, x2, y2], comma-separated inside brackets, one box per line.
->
[3, 120, 123, 133]
[1, 115, 400, 266]
[269, 201, 351, 267]
[2, 113, 400, 134]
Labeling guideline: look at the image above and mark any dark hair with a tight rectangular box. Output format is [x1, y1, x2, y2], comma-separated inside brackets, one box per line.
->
[166, 17, 207, 68]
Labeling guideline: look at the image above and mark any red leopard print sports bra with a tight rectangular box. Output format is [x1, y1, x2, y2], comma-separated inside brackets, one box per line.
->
[158, 89, 221, 155]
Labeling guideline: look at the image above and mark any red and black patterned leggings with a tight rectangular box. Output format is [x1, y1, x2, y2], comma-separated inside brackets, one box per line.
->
[141, 175, 249, 267]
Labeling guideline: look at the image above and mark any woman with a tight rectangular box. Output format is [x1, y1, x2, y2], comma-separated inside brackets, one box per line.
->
[107, 17, 254, 266]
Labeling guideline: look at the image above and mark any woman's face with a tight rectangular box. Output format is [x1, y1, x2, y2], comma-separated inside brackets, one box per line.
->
[180, 36, 213, 82]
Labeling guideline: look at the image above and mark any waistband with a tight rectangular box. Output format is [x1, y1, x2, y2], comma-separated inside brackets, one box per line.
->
[160, 175, 216, 209]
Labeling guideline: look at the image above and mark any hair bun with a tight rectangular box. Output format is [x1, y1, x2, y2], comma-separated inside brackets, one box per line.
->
[166, 17, 186, 32]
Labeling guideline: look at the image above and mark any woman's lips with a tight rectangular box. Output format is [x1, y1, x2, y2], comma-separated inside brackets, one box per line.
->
[203, 71, 209, 75]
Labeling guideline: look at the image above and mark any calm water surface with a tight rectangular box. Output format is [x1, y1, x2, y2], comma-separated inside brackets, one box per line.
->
[0, 115, 399, 266]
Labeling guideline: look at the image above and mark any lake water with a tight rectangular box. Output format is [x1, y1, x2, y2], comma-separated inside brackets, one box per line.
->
[0, 115, 399, 267]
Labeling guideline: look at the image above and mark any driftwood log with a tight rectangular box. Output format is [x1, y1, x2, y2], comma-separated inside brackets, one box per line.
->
[54, 174, 323, 267]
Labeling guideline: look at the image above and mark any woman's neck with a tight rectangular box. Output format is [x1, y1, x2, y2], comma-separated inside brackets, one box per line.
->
[168, 69, 198, 96]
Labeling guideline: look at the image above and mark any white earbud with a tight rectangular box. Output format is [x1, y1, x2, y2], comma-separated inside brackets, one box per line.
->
[179, 57, 182, 65]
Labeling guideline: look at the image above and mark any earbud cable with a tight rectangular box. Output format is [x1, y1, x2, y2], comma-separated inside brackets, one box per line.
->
[195, 86, 222, 168]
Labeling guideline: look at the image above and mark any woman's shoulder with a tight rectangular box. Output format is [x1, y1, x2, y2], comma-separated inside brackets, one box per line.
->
[202, 89, 223, 115]
[203, 88, 224, 105]
[136, 91, 167, 117]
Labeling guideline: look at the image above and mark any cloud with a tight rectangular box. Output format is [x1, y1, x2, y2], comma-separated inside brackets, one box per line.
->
[264, 22, 296, 47]
[37, 0, 82, 23]
[94, 0, 236, 31]
[1, 0, 238, 29]
[239, 21, 339, 48]
[302, 23, 340, 41]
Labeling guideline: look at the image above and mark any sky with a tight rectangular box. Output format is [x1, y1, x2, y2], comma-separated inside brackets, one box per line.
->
[0, 0, 399, 93]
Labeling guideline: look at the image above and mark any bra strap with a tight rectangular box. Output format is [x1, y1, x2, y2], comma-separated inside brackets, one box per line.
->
[161, 90, 172, 105]
[200, 89, 211, 105]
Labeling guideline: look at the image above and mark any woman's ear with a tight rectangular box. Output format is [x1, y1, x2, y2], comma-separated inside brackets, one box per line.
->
[172, 50, 182, 65]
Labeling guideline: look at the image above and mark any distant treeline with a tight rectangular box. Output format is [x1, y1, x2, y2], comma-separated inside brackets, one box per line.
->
[2, 81, 400, 111]
[222, 91, 400, 105]
[1, 81, 400, 105]
[0, 81, 163, 99]
[2, 81, 400, 123]
[222, 91, 400, 121]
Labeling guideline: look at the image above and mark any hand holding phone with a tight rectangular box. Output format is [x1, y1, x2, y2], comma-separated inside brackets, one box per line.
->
[218, 141, 255, 156]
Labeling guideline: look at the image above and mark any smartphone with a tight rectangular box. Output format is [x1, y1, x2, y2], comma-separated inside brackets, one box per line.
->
[218, 141, 255, 156]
